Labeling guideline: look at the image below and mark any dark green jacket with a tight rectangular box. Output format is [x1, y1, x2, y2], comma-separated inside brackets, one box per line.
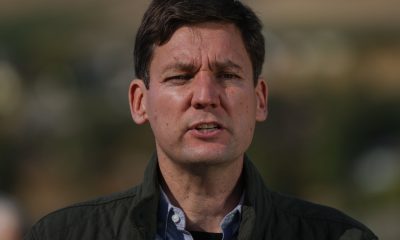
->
[25, 155, 378, 240]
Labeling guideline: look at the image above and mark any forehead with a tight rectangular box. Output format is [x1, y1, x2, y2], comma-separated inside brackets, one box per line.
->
[150, 22, 252, 73]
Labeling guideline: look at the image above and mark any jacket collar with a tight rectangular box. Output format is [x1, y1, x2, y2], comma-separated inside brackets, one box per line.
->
[130, 154, 271, 239]
[130, 154, 160, 239]
[239, 155, 272, 239]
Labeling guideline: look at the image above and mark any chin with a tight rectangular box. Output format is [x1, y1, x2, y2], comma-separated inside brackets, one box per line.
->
[179, 147, 241, 166]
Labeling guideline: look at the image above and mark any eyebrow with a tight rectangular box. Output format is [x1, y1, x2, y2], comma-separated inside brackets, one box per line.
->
[162, 61, 199, 73]
[210, 59, 243, 73]
[161, 59, 243, 73]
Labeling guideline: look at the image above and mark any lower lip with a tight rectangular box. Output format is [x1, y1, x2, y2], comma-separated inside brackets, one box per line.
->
[188, 128, 223, 139]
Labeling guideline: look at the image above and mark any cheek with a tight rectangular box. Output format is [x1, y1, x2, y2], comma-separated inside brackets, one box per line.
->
[147, 92, 183, 134]
[234, 95, 257, 135]
[149, 104, 171, 128]
[231, 89, 257, 115]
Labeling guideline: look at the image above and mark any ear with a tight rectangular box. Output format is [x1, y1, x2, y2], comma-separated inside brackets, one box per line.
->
[129, 79, 148, 124]
[255, 78, 268, 122]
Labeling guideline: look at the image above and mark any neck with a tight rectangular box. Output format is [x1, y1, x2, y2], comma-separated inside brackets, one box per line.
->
[158, 154, 244, 233]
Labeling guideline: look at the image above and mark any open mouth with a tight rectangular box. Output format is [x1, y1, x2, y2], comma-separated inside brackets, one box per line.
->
[193, 123, 222, 132]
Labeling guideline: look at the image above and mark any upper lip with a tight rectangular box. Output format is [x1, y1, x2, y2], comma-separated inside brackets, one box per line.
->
[188, 121, 224, 130]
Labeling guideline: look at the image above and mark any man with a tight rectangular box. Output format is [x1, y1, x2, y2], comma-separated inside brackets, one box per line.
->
[26, 0, 378, 239]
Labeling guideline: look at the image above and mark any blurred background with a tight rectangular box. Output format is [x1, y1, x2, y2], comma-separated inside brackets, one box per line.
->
[0, 0, 399, 239]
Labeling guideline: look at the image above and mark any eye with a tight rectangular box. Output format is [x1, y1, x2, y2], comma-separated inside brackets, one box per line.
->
[164, 74, 193, 84]
[218, 72, 240, 80]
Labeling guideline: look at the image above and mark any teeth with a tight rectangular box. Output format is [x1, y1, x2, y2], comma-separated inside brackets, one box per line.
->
[196, 123, 218, 130]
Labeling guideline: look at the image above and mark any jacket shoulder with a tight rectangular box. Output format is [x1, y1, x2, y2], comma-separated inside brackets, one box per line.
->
[269, 191, 378, 240]
[25, 186, 140, 240]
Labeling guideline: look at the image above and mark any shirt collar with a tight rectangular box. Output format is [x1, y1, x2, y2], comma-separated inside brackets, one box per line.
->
[157, 186, 243, 240]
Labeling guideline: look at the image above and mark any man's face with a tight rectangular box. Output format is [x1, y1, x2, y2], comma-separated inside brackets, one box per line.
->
[130, 22, 267, 166]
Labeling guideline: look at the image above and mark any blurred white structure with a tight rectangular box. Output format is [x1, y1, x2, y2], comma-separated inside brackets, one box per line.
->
[0, 195, 24, 240]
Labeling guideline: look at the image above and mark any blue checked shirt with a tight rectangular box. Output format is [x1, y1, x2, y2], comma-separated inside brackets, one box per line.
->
[156, 188, 243, 240]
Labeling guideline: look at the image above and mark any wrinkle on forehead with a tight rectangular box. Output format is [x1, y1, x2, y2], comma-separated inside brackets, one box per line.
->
[152, 22, 252, 78]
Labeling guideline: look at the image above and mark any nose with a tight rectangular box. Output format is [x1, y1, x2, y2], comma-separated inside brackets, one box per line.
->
[191, 71, 221, 109]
